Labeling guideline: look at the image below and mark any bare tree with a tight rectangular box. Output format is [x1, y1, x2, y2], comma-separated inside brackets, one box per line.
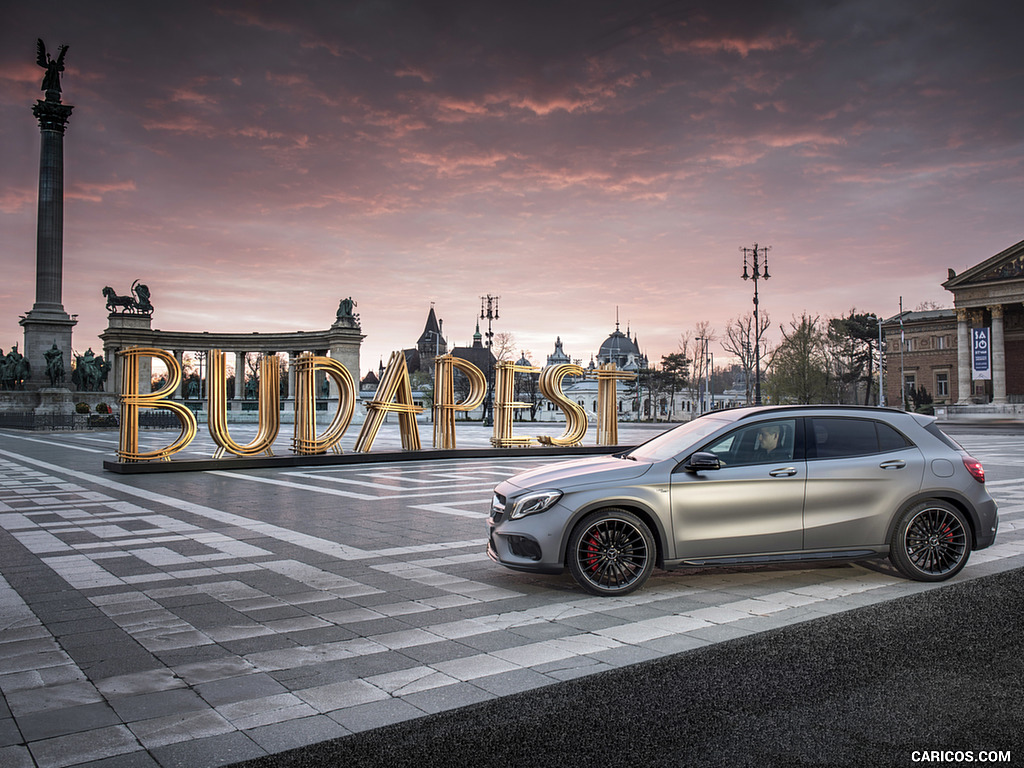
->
[513, 350, 541, 420]
[490, 332, 518, 362]
[678, 321, 716, 414]
[722, 311, 772, 405]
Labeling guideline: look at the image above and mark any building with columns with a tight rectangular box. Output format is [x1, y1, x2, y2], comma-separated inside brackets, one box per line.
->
[943, 238, 1024, 408]
[882, 238, 1024, 411]
[98, 305, 363, 418]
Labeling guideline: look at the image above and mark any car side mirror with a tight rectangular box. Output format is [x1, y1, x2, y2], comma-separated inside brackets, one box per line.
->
[684, 452, 721, 472]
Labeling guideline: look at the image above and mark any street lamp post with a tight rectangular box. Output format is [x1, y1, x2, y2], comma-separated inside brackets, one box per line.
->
[695, 335, 707, 414]
[707, 349, 714, 411]
[743, 340, 752, 405]
[480, 294, 499, 426]
[877, 315, 885, 407]
[741, 243, 771, 406]
[425, 328, 444, 422]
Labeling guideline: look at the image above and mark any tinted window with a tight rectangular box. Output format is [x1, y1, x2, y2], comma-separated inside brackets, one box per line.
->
[877, 422, 913, 452]
[925, 422, 965, 452]
[809, 418, 878, 459]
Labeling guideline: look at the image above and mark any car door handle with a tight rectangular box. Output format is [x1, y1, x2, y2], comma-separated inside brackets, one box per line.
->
[880, 460, 906, 470]
[769, 467, 798, 477]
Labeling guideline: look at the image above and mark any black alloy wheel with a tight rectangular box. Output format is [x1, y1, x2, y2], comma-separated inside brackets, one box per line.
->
[568, 508, 655, 596]
[890, 500, 971, 581]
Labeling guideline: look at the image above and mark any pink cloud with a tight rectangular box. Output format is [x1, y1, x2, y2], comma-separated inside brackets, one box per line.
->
[395, 67, 434, 83]
[142, 113, 219, 137]
[0, 187, 34, 214]
[665, 29, 812, 58]
[67, 179, 137, 203]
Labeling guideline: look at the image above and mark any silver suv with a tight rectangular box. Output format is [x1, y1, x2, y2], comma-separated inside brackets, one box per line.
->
[488, 406, 998, 595]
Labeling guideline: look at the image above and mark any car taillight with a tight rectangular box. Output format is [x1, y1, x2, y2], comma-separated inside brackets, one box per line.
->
[962, 456, 985, 483]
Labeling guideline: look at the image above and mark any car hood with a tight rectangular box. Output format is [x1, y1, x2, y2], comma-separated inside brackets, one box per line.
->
[501, 454, 654, 492]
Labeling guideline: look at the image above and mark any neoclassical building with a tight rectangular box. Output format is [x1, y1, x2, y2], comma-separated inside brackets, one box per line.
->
[883, 238, 1024, 410]
[99, 301, 363, 408]
[943, 239, 1024, 407]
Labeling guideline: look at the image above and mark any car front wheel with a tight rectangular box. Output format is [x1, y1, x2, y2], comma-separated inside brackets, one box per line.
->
[567, 508, 655, 596]
[889, 500, 971, 581]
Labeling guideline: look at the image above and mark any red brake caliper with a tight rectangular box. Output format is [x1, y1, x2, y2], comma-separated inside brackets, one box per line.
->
[587, 532, 600, 572]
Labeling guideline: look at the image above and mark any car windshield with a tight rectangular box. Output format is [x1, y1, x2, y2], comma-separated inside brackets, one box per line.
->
[624, 414, 736, 462]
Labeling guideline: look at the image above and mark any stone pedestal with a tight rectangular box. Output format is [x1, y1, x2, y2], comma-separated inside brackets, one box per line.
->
[103, 313, 153, 394]
[34, 387, 75, 415]
[0, 391, 38, 413]
[328, 316, 362, 400]
[20, 311, 77, 391]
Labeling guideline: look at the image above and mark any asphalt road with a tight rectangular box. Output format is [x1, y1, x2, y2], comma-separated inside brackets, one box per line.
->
[230, 564, 1023, 768]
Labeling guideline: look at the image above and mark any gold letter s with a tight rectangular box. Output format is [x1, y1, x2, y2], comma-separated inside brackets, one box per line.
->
[537, 363, 588, 446]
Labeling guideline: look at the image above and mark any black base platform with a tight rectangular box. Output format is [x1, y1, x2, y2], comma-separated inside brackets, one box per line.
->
[103, 444, 627, 474]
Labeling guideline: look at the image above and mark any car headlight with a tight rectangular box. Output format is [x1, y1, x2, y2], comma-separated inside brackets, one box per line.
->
[509, 490, 563, 520]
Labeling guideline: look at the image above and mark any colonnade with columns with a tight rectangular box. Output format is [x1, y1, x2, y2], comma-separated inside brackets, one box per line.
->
[102, 346, 358, 406]
[98, 314, 363, 408]
[955, 304, 1008, 405]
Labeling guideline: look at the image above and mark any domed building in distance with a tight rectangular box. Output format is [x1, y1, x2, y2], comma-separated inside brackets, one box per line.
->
[595, 321, 648, 372]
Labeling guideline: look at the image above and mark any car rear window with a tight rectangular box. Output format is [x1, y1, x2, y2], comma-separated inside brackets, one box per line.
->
[809, 417, 913, 459]
[925, 422, 966, 452]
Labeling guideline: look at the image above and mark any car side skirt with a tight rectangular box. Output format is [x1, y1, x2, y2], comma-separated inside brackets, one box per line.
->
[665, 548, 884, 569]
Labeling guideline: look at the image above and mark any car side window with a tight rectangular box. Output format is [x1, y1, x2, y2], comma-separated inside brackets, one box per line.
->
[701, 419, 797, 466]
[809, 417, 911, 459]
[877, 422, 913, 452]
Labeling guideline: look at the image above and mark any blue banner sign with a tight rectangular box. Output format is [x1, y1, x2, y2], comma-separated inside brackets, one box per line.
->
[972, 327, 991, 381]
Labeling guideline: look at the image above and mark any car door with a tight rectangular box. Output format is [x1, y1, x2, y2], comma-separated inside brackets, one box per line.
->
[669, 418, 805, 560]
[802, 417, 926, 550]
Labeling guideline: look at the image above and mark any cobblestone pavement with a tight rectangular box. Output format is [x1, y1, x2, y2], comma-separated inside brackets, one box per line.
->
[1, 424, 1022, 768]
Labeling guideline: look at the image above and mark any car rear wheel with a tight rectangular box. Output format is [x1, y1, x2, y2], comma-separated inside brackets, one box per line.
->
[567, 509, 655, 596]
[889, 500, 970, 581]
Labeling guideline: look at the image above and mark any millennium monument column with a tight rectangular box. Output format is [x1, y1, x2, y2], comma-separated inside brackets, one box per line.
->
[20, 40, 76, 391]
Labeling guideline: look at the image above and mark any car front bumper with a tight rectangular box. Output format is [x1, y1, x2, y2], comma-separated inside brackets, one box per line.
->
[487, 495, 570, 575]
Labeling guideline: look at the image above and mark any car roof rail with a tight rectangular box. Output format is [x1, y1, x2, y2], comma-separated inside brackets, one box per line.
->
[728, 404, 910, 421]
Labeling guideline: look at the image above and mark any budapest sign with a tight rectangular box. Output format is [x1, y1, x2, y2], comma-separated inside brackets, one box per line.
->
[116, 347, 636, 463]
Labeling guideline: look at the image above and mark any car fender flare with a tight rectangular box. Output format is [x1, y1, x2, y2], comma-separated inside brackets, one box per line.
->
[884, 490, 981, 548]
[558, 498, 669, 568]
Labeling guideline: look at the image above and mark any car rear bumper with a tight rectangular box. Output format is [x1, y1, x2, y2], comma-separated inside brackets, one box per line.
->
[973, 497, 999, 550]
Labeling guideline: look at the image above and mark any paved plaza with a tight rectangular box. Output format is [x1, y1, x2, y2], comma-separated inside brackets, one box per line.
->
[1, 422, 1022, 767]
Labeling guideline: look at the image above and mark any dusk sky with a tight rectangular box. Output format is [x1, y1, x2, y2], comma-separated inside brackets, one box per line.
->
[2, 0, 1022, 376]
